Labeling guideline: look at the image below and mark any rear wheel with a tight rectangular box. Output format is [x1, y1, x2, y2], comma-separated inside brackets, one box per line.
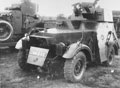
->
[18, 50, 37, 71]
[104, 45, 115, 66]
[64, 52, 86, 82]
[106, 46, 115, 65]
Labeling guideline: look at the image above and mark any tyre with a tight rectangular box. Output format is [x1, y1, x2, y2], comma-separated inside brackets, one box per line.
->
[18, 50, 37, 71]
[106, 45, 115, 66]
[103, 45, 115, 66]
[0, 20, 13, 42]
[64, 52, 87, 82]
[114, 44, 119, 55]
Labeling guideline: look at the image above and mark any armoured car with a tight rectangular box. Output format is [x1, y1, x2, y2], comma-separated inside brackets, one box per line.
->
[0, 0, 39, 47]
[16, 1, 119, 82]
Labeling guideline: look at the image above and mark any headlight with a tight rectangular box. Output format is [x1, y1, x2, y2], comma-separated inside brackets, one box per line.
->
[24, 33, 30, 41]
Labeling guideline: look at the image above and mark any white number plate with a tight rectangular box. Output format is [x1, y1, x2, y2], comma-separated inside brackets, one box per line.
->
[27, 46, 49, 66]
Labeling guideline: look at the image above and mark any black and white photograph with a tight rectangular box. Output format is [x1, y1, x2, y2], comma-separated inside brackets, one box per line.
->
[0, 0, 120, 88]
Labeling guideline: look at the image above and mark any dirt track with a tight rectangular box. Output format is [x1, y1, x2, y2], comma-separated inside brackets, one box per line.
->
[0, 48, 120, 88]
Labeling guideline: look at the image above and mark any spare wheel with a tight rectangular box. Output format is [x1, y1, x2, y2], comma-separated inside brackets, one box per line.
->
[0, 20, 13, 41]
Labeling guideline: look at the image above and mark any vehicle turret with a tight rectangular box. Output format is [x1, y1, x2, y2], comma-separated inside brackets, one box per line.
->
[72, 0, 113, 22]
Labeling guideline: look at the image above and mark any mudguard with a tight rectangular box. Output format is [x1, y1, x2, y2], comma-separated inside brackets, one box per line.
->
[15, 36, 29, 49]
[15, 38, 23, 49]
[63, 42, 92, 60]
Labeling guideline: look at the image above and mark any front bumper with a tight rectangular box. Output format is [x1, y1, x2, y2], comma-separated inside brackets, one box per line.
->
[0, 42, 16, 47]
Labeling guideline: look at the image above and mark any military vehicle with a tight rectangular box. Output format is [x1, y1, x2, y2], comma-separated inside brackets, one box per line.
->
[0, 0, 39, 48]
[16, 0, 119, 82]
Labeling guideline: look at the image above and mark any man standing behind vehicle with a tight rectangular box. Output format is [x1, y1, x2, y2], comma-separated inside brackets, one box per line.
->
[20, 0, 39, 33]
[21, 0, 36, 16]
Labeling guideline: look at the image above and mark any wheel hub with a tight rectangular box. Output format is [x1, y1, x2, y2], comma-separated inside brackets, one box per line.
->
[0, 27, 10, 38]
[74, 60, 83, 76]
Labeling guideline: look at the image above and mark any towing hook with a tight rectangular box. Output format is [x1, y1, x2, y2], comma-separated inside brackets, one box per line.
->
[108, 31, 112, 34]
[105, 42, 109, 47]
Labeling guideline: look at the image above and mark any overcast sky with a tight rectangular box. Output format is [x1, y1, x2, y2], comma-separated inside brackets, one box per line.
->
[0, 0, 120, 17]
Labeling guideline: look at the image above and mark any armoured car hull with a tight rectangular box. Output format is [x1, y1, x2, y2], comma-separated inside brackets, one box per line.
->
[16, 0, 119, 82]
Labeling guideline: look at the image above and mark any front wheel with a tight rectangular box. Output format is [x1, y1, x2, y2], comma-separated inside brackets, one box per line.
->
[64, 52, 87, 82]
[17, 50, 37, 71]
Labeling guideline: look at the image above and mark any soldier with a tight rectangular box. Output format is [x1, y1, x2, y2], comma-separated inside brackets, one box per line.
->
[20, 0, 39, 32]
[21, 0, 36, 16]
[116, 18, 120, 31]
[73, 3, 82, 16]
[115, 18, 120, 37]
